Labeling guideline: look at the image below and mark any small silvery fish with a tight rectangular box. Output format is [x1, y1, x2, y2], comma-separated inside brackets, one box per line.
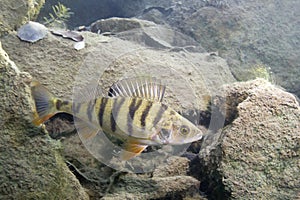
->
[31, 77, 203, 160]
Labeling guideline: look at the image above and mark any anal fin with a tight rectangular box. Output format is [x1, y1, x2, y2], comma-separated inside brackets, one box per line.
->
[120, 141, 148, 161]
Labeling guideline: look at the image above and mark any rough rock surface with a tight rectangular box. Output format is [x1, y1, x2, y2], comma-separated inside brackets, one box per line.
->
[90, 17, 156, 34]
[0, 41, 88, 199]
[102, 157, 203, 200]
[0, 0, 45, 37]
[175, 0, 300, 98]
[192, 79, 300, 199]
[89, 18, 205, 53]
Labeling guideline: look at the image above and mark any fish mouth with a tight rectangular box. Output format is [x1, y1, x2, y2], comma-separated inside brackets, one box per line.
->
[189, 133, 203, 143]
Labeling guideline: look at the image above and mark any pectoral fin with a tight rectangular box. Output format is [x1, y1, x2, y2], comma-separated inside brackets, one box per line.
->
[32, 114, 55, 126]
[120, 141, 148, 161]
[74, 117, 101, 140]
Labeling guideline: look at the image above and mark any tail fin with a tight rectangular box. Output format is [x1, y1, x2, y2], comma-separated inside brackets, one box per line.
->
[30, 81, 57, 126]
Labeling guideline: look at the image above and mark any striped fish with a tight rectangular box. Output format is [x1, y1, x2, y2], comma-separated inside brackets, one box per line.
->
[31, 77, 203, 160]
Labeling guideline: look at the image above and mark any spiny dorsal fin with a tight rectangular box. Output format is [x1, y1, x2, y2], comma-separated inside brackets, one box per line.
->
[108, 77, 166, 102]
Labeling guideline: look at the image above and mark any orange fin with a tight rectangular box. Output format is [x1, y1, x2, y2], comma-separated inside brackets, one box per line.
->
[32, 114, 55, 126]
[120, 141, 148, 161]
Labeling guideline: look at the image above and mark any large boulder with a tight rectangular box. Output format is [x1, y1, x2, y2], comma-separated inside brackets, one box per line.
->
[191, 79, 300, 199]
[0, 41, 88, 199]
[0, 0, 45, 37]
[160, 0, 300, 98]
[102, 157, 203, 200]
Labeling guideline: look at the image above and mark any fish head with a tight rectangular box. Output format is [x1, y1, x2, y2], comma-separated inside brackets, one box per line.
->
[152, 111, 203, 145]
[168, 116, 203, 144]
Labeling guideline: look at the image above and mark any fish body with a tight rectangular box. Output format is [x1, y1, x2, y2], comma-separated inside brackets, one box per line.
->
[31, 77, 203, 160]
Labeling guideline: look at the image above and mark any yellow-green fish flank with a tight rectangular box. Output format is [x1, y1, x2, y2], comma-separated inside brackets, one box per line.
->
[30, 77, 203, 160]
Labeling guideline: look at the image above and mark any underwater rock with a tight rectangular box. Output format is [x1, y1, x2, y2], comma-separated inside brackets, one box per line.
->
[102, 174, 202, 200]
[0, 0, 45, 37]
[115, 22, 204, 51]
[17, 21, 48, 43]
[173, 0, 300, 98]
[0, 41, 89, 199]
[90, 17, 156, 34]
[192, 79, 300, 199]
[102, 156, 203, 200]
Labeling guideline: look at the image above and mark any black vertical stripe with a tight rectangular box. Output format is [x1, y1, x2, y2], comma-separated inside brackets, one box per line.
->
[56, 99, 62, 110]
[110, 98, 126, 132]
[127, 98, 143, 135]
[140, 102, 153, 127]
[87, 99, 96, 122]
[152, 104, 168, 127]
[98, 98, 108, 127]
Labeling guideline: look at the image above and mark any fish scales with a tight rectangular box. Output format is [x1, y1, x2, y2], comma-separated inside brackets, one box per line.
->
[152, 104, 168, 128]
[110, 97, 126, 132]
[127, 98, 143, 136]
[97, 97, 108, 127]
[93, 97, 169, 139]
[140, 101, 153, 128]
[110, 97, 153, 139]
[55, 96, 174, 140]
[76, 102, 91, 121]
[98, 98, 113, 134]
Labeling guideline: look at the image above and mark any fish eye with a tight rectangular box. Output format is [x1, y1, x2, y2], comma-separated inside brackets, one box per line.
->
[180, 125, 190, 135]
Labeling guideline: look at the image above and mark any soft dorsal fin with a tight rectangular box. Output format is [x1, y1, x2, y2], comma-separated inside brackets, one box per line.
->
[108, 77, 166, 102]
